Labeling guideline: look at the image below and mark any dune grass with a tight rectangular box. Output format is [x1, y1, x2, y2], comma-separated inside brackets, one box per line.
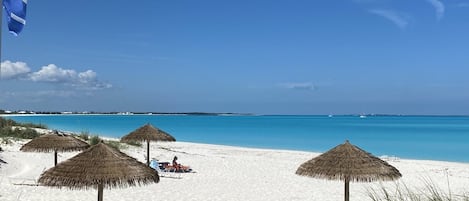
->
[0, 117, 42, 140]
[88, 135, 140, 151]
[367, 178, 469, 201]
[0, 127, 40, 139]
[0, 117, 47, 129]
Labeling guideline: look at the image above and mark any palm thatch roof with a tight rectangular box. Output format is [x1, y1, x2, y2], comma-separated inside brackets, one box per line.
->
[38, 142, 159, 189]
[121, 123, 176, 166]
[20, 130, 89, 152]
[296, 140, 401, 182]
[121, 124, 176, 142]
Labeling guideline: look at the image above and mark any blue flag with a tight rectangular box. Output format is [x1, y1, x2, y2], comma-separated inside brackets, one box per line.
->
[2, 0, 27, 36]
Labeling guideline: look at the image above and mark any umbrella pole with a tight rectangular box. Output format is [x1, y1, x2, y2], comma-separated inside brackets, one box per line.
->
[54, 150, 58, 166]
[345, 177, 350, 201]
[98, 183, 103, 201]
[146, 140, 150, 166]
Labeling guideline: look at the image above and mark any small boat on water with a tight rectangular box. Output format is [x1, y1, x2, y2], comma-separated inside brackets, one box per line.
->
[359, 115, 367, 118]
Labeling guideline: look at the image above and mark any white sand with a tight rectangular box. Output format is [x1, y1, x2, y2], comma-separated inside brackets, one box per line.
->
[1, 138, 469, 201]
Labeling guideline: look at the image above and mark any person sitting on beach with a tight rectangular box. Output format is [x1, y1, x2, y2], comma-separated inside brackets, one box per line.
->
[171, 156, 193, 172]
[172, 156, 182, 171]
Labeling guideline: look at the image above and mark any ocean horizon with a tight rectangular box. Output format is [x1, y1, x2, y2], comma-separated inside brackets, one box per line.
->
[4, 114, 469, 163]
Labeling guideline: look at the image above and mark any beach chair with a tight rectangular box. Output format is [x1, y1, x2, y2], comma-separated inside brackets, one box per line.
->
[149, 159, 164, 174]
[150, 159, 181, 178]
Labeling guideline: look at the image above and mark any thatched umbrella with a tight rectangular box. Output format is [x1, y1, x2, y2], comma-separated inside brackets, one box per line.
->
[20, 130, 89, 166]
[121, 123, 176, 166]
[38, 141, 159, 201]
[296, 140, 401, 201]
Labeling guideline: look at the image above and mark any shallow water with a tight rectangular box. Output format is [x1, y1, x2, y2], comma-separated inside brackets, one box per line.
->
[6, 115, 469, 162]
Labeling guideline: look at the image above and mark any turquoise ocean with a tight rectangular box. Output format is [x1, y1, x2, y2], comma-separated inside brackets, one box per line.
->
[5, 115, 469, 163]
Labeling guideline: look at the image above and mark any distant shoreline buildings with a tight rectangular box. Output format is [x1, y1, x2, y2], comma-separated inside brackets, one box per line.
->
[0, 109, 253, 116]
[2, 108, 469, 117]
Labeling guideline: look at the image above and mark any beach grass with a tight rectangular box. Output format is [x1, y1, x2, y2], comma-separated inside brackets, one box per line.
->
[0, 117, 42, 140]
[87, 135, 133, 150]
[0, 127, 40, 139]
[77, 131, 90, 141]
[123, 140, 142, 147]
[367, 178, 469, 201]
[104, 140, 128, 150]
[0, 117, 47, 129]
[89, 135, 101, 145]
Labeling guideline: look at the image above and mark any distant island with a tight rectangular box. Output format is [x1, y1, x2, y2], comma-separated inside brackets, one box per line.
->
[0, 109, 253, 116]
[1, 109, 468, 117]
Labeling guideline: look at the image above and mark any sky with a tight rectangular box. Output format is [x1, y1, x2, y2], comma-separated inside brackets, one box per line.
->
[1, 0, 469, 115]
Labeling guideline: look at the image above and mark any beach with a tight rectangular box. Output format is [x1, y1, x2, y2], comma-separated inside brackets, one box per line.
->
[2, 1, 467, 200]
[1, 137, 469, 201]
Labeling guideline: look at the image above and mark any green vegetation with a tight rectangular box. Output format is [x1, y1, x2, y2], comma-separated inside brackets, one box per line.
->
[87, 135, 129, 151]
[0, 116, 135, 154]
[123, 140, 142, 147]
[0, 117, 18, 128]
[105, 140, 127, 150]
[367, 179, 469, 201]
[19, 122, 48, 129]
[0, 117, 42, 140]
[0, 117, 47, 129]
[78, 131, 90, 141]
[0, 127, 40, 139]
[1, 137, 14, 145]
[89, 135, 101, 146]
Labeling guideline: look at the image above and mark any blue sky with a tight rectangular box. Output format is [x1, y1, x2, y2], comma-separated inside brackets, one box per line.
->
[1, 0, 469, 115]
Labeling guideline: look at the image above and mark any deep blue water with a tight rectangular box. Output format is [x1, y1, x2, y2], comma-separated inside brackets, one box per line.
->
[5, 115, 469, 162]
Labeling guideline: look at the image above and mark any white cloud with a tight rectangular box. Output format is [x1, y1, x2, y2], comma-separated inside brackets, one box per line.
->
[1, 61, 111, 90]
[29, 64, 77, 82]
[78, 70, 97, 83]
[280, 82, 316, 91]
[0, 60, 31, 79]
[426, 0, 445, 21]
[28, 64, 112, 90]
[369, 9, 410, 29]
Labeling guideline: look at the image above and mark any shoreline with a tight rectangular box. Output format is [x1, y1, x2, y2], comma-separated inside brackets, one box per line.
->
[1, 138, 469, 201]
[3, 127, 469, 166]
[3, 113, 469, 117]
[3, 115, 469, 163]
[0, 112, 255, 117]
[3, 125, 469, 164]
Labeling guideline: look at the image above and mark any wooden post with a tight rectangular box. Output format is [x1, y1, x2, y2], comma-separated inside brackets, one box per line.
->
[98, 183, 103, 201]
[146, 140, 150, 166]
[345, 177, 350, 201]
[54, 150, 58, 166]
